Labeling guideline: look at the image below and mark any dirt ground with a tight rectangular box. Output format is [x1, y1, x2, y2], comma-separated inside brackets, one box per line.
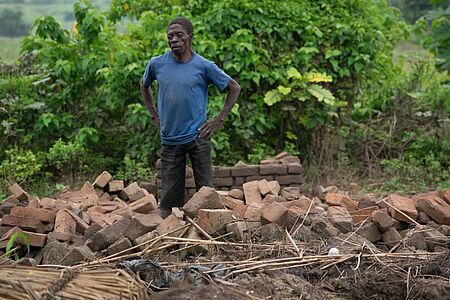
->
[142, 248, 450, 300]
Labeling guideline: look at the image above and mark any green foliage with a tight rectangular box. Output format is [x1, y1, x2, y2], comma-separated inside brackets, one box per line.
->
[46, 139, 87, 180]
[0, 148, 42, 184]
[5, 232, 30, 261]
[2, 0, 447, 194]
[115, 155, 153, 182]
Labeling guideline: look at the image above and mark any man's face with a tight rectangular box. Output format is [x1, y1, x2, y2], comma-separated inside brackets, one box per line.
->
[167, 24, 191, 55]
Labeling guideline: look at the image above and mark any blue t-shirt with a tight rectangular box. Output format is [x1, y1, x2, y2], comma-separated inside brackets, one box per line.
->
[142, 52, 231, 145]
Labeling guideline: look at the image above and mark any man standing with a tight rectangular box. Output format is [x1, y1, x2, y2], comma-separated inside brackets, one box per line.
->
[140, 17, 241, 219]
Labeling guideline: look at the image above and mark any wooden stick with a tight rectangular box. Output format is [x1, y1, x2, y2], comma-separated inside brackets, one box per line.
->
[382, 198, 420, 226]
[186, 216, 214, 240]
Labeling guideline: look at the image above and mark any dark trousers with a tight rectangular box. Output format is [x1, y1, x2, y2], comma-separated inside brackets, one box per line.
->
[160, 137, 214, 209]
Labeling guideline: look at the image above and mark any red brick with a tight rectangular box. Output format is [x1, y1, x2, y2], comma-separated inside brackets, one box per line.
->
[87, 217, 131, 251]
[197, 209, 238, 235]
[281, 155, 301, 165]
[61, 245, 96, 265]
[234, 177, 245, 186]
[260, 159, 280, 165]
[228, 189, 244, 200]
[282, 197, 312, 211]
[281, 187, 300, 200]
[55, 210, 76, 234]
[125, 214, 162, 241]
[8, 183, 29, 201]
[0, 227, 46, 248]
[1, 215, 44, 233]
[183, 186, 222, 218]
[371, 210, 396, 230]
[226, 221, 250, 241]
[219, 195, 244, 209]
[275, 152, 288, 160]
[327, 206, 352, 233]
[260, 223, 284, 242]
[416, 195, 450, 225]
[64, 209, 89, 234]
[261, 202, 288, 226]
[260, 164, 287, 175]
[243, 181, 262, 206]
[262, 195, 286, 206]
[156, 214, 185, 235]
[442, 188, 450, 205]
[275, 175, 304, 185]
[233, 203, 248, 218]
[214, 177, 233, 187]
[382, 227, 402, 248]
[129, 192, 157, 214]
[213, 166, 231, 177]
[107, 180, 124, 193]
[58, 183, 99, 208]
[350, 206, 378, 224]
[257, 179, 272, 196]
[243, 204, 263, 221]
[268, 181, 281, 196]
[28, 198, 40, 208]
[325, 193, 358, 211]
[10, 206, 56, 223]
[119, 182, 144, 201]
[47, 231, 84, 246]
[388, 194, 418, 222]
[93, 171, 113, 189]
[230, 165, 259, 177]
[357, 222, 382, 242]
[107, 237, 133, 256]
[287, 163, 303, 174]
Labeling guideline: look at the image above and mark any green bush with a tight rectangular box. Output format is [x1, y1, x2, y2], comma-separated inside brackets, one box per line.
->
[0, 148, 42, 184]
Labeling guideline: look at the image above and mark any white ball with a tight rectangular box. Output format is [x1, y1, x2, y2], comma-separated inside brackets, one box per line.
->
[328, 247, 340, 255]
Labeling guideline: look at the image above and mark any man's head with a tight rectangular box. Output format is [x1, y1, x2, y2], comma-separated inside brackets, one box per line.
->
[167, 17, 193, 57]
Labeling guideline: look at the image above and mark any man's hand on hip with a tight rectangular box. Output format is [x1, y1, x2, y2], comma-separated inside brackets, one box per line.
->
[198, 117, 223, 139]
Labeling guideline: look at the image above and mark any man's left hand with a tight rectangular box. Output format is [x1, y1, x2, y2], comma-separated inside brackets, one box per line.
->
[198, 117, 223, 139]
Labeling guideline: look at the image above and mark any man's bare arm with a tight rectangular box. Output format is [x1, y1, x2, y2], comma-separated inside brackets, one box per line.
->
[140, 82, 160, 131]
[199, 78, 241, 139]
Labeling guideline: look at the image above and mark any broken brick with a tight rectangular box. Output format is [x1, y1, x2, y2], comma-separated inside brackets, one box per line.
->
[226, 221, 250, 241]
[156, 214, 185, 236]
[87, 217, 131, 251]
[47, 231, 84, 246]
[107, 237, 133, 256]
[0, 215, 44, 233]
[416, 195, 450, 225]
[124, 214, 162, 241]
[107, 180, 124, 193]
[258, 179, 272, 196]
[382, 227, 402, 248]
[61, 245, 96, 265]
[327, 206, 353, 233]
[183, 186, 222, 218]
[197, 209, 238, 235]
[261, 202, 288, 226]
[357, 222, 382, 243]
[8, 183, 29, 201]
[325, 193, 358, 211]
[0, 227, 47, 248]
[54, 210, 76, 234]
[371, 209, 396, 230]
[280, 187, 300, 200]
[242, 181, 262, 206]
[10, 206, 56, 223]
[350, 206, 378, 224]
[93, 171, 113, 189]
[388, 194, 418, 222]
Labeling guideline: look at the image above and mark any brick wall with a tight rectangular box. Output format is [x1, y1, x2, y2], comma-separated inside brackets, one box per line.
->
[155, 153, 304, 198]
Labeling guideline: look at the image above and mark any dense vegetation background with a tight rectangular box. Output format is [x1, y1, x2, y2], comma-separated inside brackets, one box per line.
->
[0, 0, 449, 198]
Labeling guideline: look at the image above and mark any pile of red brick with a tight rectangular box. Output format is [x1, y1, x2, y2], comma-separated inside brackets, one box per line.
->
[1, 170, 449, 266]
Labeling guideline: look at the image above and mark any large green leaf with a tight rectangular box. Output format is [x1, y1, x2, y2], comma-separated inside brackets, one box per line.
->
[263, 90, 282, 106]
[307, 84, 335, 104]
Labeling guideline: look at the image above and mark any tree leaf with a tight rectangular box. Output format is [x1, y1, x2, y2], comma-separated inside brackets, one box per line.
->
[306, 72, 333, 83]
[307, 84, 335, 103]
[263, 90, 282, 106]
[287, 67, 302, 79]
[277, 85, 292, 95]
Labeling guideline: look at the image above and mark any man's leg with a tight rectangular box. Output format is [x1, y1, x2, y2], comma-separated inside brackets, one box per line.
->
[188, 137, 214, 191]
[160, 143, 187, 217]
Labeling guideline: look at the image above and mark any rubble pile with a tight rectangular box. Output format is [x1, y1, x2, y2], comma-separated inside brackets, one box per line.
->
[1, 166, 449, 267]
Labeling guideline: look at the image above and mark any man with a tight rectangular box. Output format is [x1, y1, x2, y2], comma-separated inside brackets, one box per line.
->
[140, 17, 241, 219]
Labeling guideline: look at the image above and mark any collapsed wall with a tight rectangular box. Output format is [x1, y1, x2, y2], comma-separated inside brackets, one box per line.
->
[155, 151, 304, 198]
